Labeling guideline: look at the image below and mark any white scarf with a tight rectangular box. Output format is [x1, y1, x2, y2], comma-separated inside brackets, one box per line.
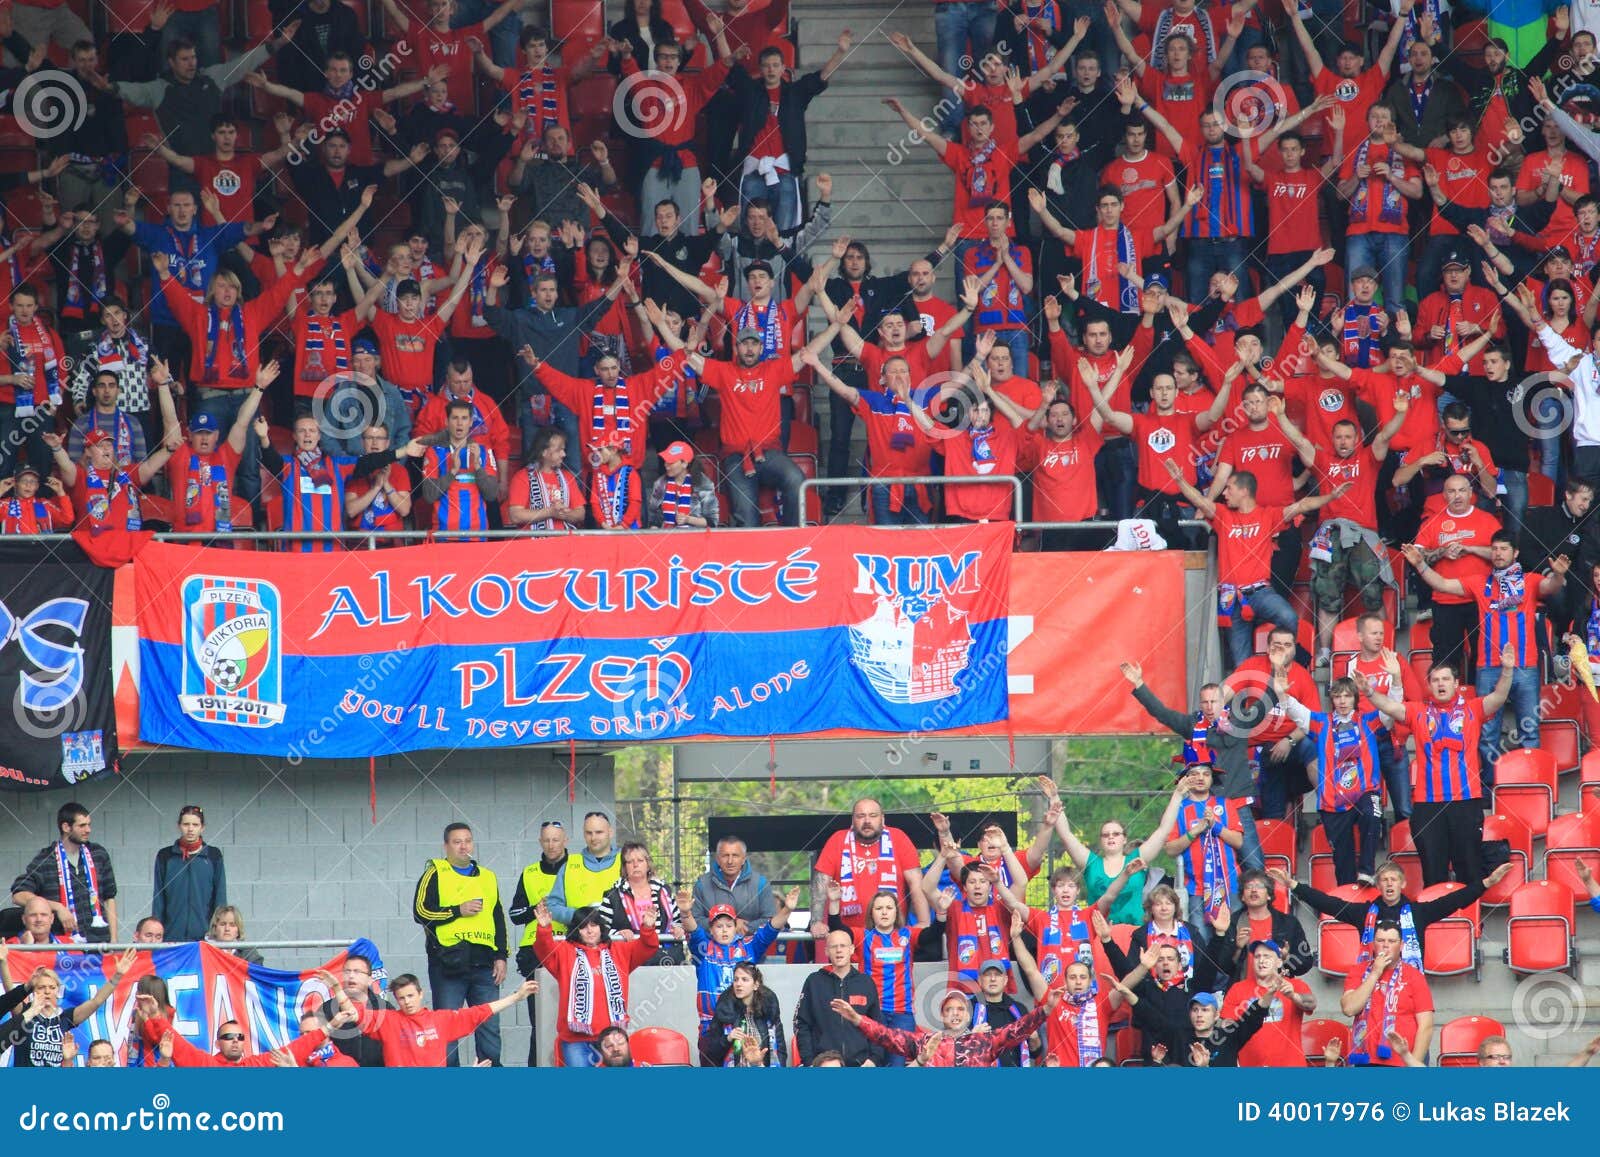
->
[568, 946, 627, 1037]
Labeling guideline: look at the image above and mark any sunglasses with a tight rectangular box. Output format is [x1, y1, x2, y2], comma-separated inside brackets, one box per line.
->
[540, 821, 564, 830]
[1444, 427, 1471, 438]
[218, 1033, 245, 1042]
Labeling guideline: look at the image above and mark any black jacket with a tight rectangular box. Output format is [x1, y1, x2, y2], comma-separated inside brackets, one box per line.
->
[1383, 71, 1470, 150]
[318, 990, 395, 1067]
[1439, 370, 1533, 472]
[607, 16, 693, 73]
[792, 967, 888, 1066]
[276, 1, 366, 94]
[823, 253, 947, 354]
[1521, 498, 1600, 575]
[1175, 996, 1270, 1066]
[726, 66, 827, 176]
[1212, 907, 1314, 981]
[700, 989, 787, 1067]
[1104, 934, 1225, 1061]
[151, 842, 227, 942]
[1290, 879, 1483, 954]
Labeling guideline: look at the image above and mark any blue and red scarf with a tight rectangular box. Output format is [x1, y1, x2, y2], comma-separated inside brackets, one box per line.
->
[201, 302, 249, 383]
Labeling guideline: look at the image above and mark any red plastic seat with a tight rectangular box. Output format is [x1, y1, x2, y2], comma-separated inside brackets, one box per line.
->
[1542, 720, 1581, 774]
[552, 0, 605, 58]
[1301, 1018, 1350, 1066]
[1479, 812, 1532, 905]
[1437, 1014, 1505, 1067]
[1493, 748, 1559, 838]
[1113, 1025, 1144, 1066]
[1416, 882, 1479, 978]
[1331, 615, 1390, 656]
[1543, 812, 1600, 898]
[1505, 880, 1576, 975]
[1257, 817, 1297, 876]
[630, 1026, 692, 1066]
[1316, 919, 1362, 977]
[1527, 472, 1556, 507]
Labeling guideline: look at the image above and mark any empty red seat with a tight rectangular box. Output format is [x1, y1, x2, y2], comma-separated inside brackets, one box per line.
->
[1542, 720, 1581, 774]
[1113, 1025, 1144, 1066]
[1301, 1018, 1350, 1066]
[1417, 882, 1479, 978]
[1257, 818, 1297, 876]
[1316, 919, 1362, 977]
[1437, 1014, 1505, 1066]
[569, 74, 618, 122]
[629, 1026, 691, 1066]
[1527, 472, 1556, 506]
[1493, 748, 1559, 838]
[1505, 880, 1576, 975]
[1543, 812, 1600, 898]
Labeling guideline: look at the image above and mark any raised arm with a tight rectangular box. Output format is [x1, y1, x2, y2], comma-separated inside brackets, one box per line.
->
[1036, 777, 1091, 866]
[1398, 542, 1468, 597]
[884, 96, 948, 158]
[885, 30, 960, 90]
[1079, 354, 1134, 436]
[1162, 457, 1216, 517]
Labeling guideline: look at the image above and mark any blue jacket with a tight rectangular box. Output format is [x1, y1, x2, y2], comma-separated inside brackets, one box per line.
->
[151, 841, 226, 942]
[687, 921, 781, 1027]
[131, 219, 246, 329]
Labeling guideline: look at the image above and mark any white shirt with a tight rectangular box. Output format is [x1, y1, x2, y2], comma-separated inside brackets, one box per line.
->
[1536, 324, 1600, 449]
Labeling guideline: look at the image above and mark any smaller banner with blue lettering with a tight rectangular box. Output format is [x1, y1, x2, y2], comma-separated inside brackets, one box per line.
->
[2, 940, 383, 1065]
[134, 526, 1012, 757]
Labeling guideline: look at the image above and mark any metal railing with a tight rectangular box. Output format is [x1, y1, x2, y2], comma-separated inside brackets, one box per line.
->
[799, 475, 1025, 525]
[0, 940, 354, 953]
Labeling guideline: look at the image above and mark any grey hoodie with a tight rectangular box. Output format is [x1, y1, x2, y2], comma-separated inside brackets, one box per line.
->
[691, 858, 775, 926]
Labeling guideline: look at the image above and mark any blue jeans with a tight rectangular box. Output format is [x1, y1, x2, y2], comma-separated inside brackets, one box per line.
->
[1096, 438, 1135, 521]
[1500, 468, 1528, 536]
[1185, 237, 1248, 300]
[1234, 805, 1263, 872]
[722, 448, 805, 527]
[427, 959, 501, 1066]
[161, 11, 221, 67]
[195, 390, 262, 506]
[561, 1039, 598, 1067]
[1475, 664, 1542, 790]
[934, 2, 999, 134]
[453, 0, 521, 67]
[870, 483, 930, 525]
[1223, 583, 1298, 669]
[739, 171, 801, 233]
[1376, 726, 1412, 820]
[882, 1010, 918, 1066]
[1344, 232, 1410, 316]
[1257, 737, 1318, 821]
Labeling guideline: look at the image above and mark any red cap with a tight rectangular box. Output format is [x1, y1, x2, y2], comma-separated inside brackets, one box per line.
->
[598, 429, 629, 451]
[82, 429, 110, 448]
[659, 440, 694, 465]
[707, 904, 737, 923]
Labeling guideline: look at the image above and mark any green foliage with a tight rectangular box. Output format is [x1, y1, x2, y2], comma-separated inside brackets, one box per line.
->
[613, 732, 1183, 909]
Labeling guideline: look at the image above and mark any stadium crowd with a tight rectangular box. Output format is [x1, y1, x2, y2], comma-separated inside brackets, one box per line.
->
[4, 0, 1600, 1068]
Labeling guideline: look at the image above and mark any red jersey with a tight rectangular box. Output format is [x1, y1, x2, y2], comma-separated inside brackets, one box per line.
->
[1311, 66, 1387, 140]
[302, 90, 380, 165]
[696, 358, 793, 459]
[355, 1004, 494, 1066]
[1229, 656, 1319, 744]
[1340, 140, 1411, 236]
[368, 311, 447, 394]
[1055, 331, 1130, 417]
[1405, 695, 1487, 802]
[1347, 368, 1438, 452]
[1343, 963, 1432, 1064]
[1102, 151, 1175, 250]
[534, 363, 673, 472]
[1131, 411, 1201, 493]
[0, 317, 65, 405]
[1284, 375, 1358, 452]
[852, 389, 934, 504]
[1311, 445, 1380, 530]
[1257, 160, 1326, 255]
[0, 493, 71, 533]
[815, 828, 922, 927]
[193, 153, 266, 224]
[1212, 503, 1286, 589]
[945, 895, 1012, 985]
[1518, 150, 1590, 251]
[1473, 579, 1542, 668]
[1042, 986, 1114, 1067]
[1022, 904, 1104, 990]
[1073, 226, 1145, 312]
[924, 419, 1019, 521]
[411, 21, 485, 111]
[1021, 427, 1102, 521]
[1223, 977, 1309, 1067]
[964, 242, 1032, 330]
[1139, 67, 1214, 158]
[500, 64, 573, 141]
[912, 296, 958, 345]
[346, 463, 411, 532]
[943, 140, 1017, 239]
[1415, 504, 1499, 606]
[1217, 424, 1296, 507]
[166, 443, 242, 533]
[962, 79, 1024, 156]
[589, 461, 642, 529]
[1342, 649, 1423, 733]
[1424, 144, 1494, 236]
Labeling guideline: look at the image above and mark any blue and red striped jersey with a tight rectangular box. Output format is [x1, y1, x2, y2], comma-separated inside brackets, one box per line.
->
[1404, 695, 1487, 802]
[280, 453, 350, 553]
[1472, 580, 1542, 669]
[1306, 709, 1385, 812]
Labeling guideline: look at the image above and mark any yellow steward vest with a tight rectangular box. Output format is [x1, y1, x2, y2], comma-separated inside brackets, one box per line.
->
[432, 859, 499, 949]
[517, 861, 567, 947]
[562, 854, 622, 916]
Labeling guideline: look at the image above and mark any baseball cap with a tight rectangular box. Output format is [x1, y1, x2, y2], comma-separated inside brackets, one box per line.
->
[659, 440, 694, 465]
[940, 988, 969, 1009]
[1350, 265, 1379, 283]
[1190, 992, 1221, 1009]
[1248, 939, 1285, 957]
[190, 412, 220, 433]
[82, 429, 111, 448]
[15, 463, 40, 480]
[744, 260, 774, 279]
[707, 904, 737, 923]
[352, 337, 380, 356]
[396, 278, 423, 299]
[979, 959, 1009, 975]
[1441, 251, 1470, 270]
[1546, 246, 1574, 262]
[736, 326, 763, 343]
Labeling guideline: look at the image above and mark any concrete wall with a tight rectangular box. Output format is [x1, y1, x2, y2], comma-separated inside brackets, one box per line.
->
[0, 748, 616, 1066]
